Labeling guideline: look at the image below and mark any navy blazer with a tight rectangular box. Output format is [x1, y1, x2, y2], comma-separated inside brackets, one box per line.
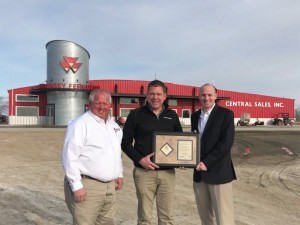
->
[191, 104, 236, 184]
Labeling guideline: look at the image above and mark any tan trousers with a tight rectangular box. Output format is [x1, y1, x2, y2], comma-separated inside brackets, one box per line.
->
[133, 167, 175, 225]
[64, 178, 116, 225]
[193, 181, 234, 225]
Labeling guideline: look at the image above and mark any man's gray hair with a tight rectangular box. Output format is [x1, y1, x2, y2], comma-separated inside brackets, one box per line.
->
[89, 89, 112, 104]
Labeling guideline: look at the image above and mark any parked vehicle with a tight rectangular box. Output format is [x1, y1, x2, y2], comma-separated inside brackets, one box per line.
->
[0, 115, 8, 123]
[252, 118, 264, 126]
[273, 113, 294, 126]
[236, 112, 251, 126]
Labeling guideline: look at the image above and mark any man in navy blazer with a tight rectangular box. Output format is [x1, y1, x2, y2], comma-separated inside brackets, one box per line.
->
[191, 83, 236, 225]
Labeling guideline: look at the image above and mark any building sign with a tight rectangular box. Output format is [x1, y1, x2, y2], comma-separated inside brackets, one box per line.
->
[60, 56, 82, 73]
[225, 101, 284, 108]
[35, 83, 100, 90]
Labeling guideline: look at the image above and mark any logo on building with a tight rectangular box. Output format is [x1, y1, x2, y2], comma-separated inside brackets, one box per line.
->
[60, 56, 82, 73]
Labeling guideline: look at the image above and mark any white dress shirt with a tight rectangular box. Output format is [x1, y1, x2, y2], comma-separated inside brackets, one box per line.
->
[198, 104, 215, 137]
[62, 111, 123, 192]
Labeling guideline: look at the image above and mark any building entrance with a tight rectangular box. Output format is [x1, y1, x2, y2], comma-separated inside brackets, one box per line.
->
[46, 104, 55, 125]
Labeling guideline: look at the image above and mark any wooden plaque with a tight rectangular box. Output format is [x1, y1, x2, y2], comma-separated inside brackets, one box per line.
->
[153, 132, 200, 168]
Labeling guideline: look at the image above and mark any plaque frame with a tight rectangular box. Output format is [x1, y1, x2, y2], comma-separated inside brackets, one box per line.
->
[153, 132, 200, 168]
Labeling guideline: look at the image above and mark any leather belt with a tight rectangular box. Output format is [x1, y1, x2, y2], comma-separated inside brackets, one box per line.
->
[81, 175, 111, 183]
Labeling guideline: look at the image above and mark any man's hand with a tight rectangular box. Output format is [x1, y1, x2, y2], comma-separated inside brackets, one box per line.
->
[115, 177, 124, 190]
[139, 152, 159, 170]
[196, 162, 207, 171]
[73, 188, 87, 202]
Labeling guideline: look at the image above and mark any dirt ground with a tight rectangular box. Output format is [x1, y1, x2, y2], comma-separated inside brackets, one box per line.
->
[0, 127, 299, 225]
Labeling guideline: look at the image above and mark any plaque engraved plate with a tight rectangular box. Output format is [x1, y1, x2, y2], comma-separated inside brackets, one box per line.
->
[177, 140, 193, 161]
[153, 132, 200, 168]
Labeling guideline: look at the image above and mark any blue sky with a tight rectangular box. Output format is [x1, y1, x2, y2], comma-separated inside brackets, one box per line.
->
[1, 0, 299, 105]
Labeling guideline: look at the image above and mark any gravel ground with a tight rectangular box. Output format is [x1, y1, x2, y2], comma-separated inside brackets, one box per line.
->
[0, 127, 299, 225]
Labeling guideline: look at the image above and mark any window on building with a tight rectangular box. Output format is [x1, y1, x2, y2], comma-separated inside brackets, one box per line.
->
[120, 108, 134, 117]
[182, 109, 190, 118]
[16, 106, 39, 117]
[120, 98, 139, 104]
[168, 99, 177, 106]
[16, 94, 39, 102]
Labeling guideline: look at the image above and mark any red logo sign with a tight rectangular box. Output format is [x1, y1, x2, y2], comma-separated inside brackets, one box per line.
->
[60, 56, 82, 73]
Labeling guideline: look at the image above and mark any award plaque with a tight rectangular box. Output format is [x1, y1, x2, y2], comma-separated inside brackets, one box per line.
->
[153, 132, 200, 168]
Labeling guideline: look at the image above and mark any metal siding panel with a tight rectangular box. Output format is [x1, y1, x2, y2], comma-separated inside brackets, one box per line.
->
[10, 88, 50, 116]
[176, 99, 194, 117]
[166, 83, 194, 96]
[8, 89, 13, 116]
[39, 93, 47, 116]
[90, 80, 149, 94]
[218, 90, 295, 118]
[9, 81, 295, 123]
[47, 91, 88, 125]
[118, 80, 142, 94]
[9, 86, 34, 116]
[89, 80, 200, 96]
[46, 40, 89, 85]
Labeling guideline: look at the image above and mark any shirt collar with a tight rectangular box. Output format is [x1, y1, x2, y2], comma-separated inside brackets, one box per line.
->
[147, 102, 165, 116]
[201, 103, 215, 116]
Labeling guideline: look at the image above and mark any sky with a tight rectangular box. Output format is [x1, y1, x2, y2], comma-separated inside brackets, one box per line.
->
[1, 0, 299, 105]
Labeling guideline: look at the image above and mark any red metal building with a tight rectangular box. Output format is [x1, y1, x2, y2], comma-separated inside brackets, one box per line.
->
[7, 79, 295, 126]
[6, 40, 295, 126]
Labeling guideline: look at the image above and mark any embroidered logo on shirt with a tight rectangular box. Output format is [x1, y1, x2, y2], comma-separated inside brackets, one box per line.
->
[163, 117, 172, 120]
[114, 128, 120, 133]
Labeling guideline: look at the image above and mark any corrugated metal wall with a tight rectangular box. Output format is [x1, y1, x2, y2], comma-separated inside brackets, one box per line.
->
[89, 80, 200, 96]
[89, 80, 295, 119]
[8, 86, 47, 116]
[8, 80, 295, 123]
[218, 90, 295, 118]
[90, 80, 147, 94]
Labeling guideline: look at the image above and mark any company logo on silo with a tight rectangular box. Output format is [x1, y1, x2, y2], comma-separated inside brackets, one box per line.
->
[60, 56, 82, 73]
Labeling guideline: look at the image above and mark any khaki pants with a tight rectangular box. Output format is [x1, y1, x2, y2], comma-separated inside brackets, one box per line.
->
[133, 167, 175, 225]
[64, 178, 116, 225]
[193, 181, 234, 225]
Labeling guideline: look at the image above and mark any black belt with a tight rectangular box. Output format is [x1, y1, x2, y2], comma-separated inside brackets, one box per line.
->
[81, 175, 111, 183]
